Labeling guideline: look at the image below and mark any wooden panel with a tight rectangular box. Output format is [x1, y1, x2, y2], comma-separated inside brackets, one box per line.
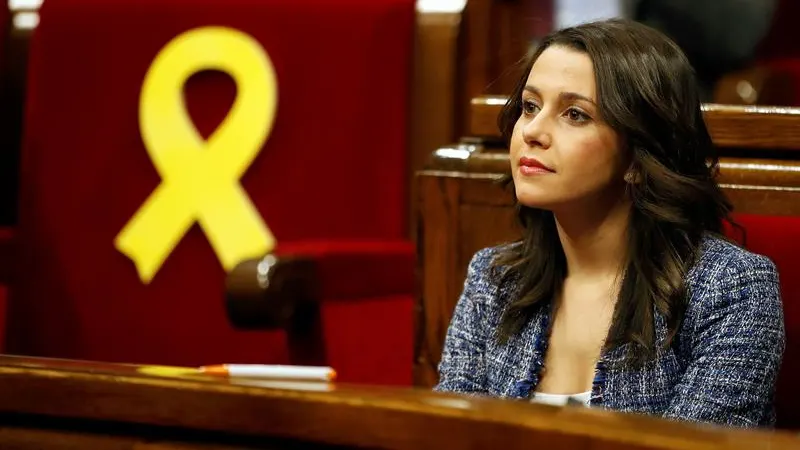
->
[469, 95, 507, 141]
[457, 1, 547, 136]
[460, 173, 514, 205]
[0, 355, 799, 449]
[414, 174, 516, 389]
[415, 175, 462, 388]
[704, 105, 800, 150]
[458, 204, 519, 277]
[409, 6, 464, 236]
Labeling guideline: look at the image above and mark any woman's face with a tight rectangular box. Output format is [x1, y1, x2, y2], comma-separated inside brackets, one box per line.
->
[509, 46, 628, 212]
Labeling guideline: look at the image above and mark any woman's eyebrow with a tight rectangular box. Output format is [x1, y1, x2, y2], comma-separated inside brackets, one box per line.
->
[524, 85, 596, 106]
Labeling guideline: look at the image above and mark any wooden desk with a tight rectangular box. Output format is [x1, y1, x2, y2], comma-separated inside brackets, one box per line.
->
[0, 355, 798, 449]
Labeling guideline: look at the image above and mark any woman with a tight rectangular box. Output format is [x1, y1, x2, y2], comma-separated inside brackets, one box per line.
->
[434, 19, 785, 428]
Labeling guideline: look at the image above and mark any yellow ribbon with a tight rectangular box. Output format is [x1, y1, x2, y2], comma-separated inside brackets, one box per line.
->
[115, 27, 278, 284]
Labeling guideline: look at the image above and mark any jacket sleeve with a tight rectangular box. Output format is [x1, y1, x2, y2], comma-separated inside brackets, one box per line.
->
[663, 253, 785, 427]
[433, 248, 498, 394]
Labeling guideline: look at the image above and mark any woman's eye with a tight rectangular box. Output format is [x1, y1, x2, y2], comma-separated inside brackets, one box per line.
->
[522, 100, 539, 115]
[566, 108, 590, 123]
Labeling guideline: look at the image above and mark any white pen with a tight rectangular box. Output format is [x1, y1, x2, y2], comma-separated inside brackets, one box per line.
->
[198, 364, 337, 381]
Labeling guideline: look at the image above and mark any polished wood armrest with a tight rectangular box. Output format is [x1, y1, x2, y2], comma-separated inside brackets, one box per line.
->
[226, 241, 415, 366]
[227, 252, 326, 366]
[226, 253, 318, 331]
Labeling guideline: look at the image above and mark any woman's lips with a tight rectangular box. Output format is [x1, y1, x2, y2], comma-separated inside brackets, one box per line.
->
[519, 156, 555, 175]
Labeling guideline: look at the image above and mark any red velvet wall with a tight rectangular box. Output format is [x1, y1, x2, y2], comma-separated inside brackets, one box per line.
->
[7, 0, 415, 385]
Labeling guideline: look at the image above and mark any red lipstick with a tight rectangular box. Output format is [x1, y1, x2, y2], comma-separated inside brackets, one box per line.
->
[519, 156, 555, 176]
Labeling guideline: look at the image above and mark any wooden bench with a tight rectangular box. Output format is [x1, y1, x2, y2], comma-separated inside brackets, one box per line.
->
[416, 98, 800, 429]
[0, 355, 797, 449]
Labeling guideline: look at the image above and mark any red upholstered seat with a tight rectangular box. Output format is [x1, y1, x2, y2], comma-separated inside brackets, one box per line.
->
[274, 240, 415, 385]
[726, 214, 800, 429]
[9, 0, 415, 385]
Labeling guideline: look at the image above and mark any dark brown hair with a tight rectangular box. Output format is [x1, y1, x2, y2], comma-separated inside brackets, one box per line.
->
[495, 19, 736, 365]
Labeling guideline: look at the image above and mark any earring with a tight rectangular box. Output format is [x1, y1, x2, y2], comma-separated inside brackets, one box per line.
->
[624, 171, 639, 184]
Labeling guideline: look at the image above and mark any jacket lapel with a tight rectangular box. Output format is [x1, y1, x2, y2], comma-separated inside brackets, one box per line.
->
[501, 305, 549, 399]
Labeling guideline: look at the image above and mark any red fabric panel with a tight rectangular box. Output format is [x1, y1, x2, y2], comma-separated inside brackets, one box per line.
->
[276, 240, 415, 299]
[277, 240, 415, 385]
[9, 0, 415, 385]
[725, 214, 800, 429]
[322, 295, 413, 386]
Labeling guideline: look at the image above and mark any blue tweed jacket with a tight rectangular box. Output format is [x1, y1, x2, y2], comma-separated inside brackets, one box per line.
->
[434, 235, 785, 428]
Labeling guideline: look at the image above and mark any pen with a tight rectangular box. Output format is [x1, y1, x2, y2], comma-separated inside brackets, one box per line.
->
[199, 364, 337, 381]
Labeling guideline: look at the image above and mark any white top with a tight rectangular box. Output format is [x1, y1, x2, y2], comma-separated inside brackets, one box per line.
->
[531, 391, 592, 407]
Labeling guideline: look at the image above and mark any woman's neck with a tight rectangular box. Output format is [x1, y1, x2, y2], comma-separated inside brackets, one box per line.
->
[553, 196, 631, 280]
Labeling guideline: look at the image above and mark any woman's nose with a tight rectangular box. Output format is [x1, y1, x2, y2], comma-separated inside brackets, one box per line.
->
[522, 114, 552, 149]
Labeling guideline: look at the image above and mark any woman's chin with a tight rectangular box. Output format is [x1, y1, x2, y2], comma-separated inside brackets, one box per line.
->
[515, 189, 554, 210]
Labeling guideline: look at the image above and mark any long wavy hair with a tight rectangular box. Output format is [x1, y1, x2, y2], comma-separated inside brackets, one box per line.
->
[495, 19, 737, 365]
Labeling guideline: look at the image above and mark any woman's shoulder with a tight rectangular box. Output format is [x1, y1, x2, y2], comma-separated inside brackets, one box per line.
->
[464, 242, 521, 282]
[692, 234, 778, 281]
[686, 233, 780, 306]
[462, 242, 523, 303]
